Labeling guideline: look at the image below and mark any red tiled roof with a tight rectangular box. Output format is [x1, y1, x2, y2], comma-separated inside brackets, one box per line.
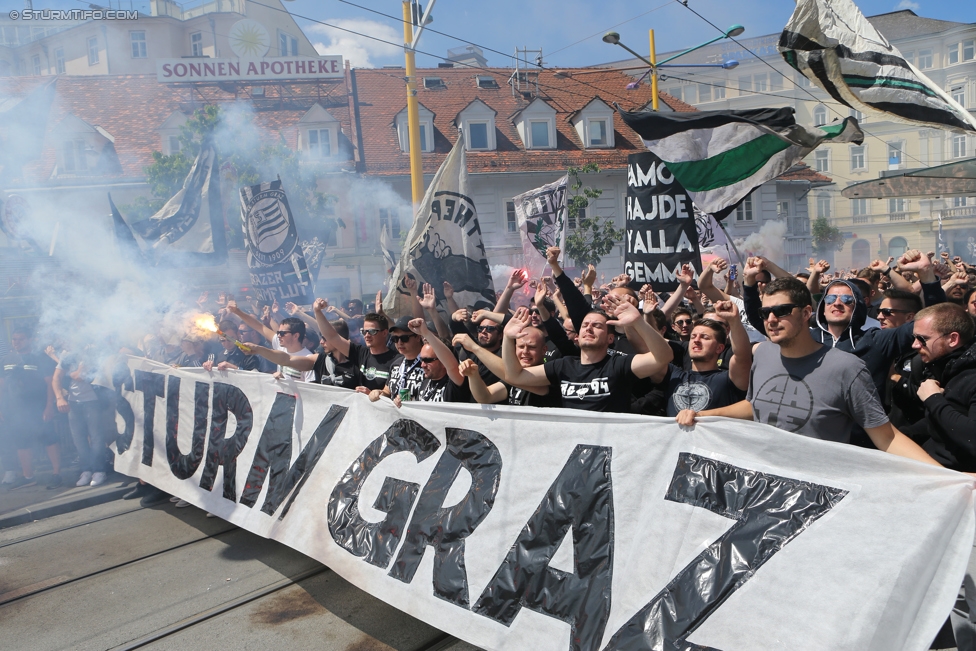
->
[352, 67, 694, 176]
[0, 74, 353, 184]
[778, 163, 832, 184]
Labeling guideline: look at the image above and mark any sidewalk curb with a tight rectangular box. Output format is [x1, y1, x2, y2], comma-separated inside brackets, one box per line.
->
[0, 483, 132, 530]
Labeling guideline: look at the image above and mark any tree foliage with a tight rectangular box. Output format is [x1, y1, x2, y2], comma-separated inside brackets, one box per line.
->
[121, 104, 341, 249]
[812, 216, 844, 255]
[563, 163, 625, 268]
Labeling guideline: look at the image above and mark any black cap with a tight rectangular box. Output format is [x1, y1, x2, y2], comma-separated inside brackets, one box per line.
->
[390, 316, 413, 332]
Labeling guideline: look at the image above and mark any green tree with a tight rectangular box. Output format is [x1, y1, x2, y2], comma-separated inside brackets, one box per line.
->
[563, 163, 624, 268]
[121, 104, 341, 250]
[812, 216, 844, 256]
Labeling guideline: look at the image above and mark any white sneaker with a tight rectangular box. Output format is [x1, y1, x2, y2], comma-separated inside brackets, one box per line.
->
[169, 495, 181, 503]
[1, 471, 16, 484]
[76, 471, 93, 487]
[89, 472, 107, 487]
[174, 499, 190, 508]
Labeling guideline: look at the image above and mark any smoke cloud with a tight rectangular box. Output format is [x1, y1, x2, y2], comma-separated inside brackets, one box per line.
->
[736, 220, 788, 264]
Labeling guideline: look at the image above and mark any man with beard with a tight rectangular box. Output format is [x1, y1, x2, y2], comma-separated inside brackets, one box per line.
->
[387, 316, 426, 402]
[879, 290, 926, 424]
[944, 270, 970, 306]
[661, 301, 751, 424]
[390, 319, 470, 404]
[501, 295, 672, 413]
[684, 277, 941, 466]
[454, 330, 561, 408]
[453, 310, 504, 387]
[316, 299, 397, 401]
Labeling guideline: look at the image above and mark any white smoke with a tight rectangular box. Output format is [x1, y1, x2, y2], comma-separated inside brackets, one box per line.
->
[736, 220, 788, 264]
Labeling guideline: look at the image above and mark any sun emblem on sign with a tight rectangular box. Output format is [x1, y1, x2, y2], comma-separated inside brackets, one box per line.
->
[228, 20, 271, 58]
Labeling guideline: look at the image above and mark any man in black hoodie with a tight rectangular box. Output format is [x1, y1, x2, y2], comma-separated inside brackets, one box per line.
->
[898, 302, 976, 650]
[742, 251, 945, 403]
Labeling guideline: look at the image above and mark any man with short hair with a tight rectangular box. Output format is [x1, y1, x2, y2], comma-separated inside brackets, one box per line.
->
[453, 311, 505, 387]
[877, 289, 922, 330]
[387, 316, 427, 402]
[228, 301, 314, 381]
[242, 320, 358, 390]
[455, 329, 561, 407]
[670, 308, 694, 342]
[203, 320, 260, 372]
[688, 277, 940, 466]
[393, 319, 470, 404]
[501, 295, 673, 413]
[0, 327, 60, 489]
[316, 299, 397, 400]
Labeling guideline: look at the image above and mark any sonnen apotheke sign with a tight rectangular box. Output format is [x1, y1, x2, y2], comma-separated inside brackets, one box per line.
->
[157, 56, 343, 82]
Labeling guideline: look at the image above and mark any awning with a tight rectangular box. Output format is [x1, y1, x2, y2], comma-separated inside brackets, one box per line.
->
[841, 158, 976, 199]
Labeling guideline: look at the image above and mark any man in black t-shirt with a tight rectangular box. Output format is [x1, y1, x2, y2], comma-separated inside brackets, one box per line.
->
[203, 322, 261, 373]
[0, 327, 60, 489]
[651, 301, 751, 420]
[392, 320, 470, 405]
[501, 295, 673, 413]
[316, 299, 397, 400]
[455, 330, 561, 408]
[244, 320, 358, 390]
[387, 316, 426, 401]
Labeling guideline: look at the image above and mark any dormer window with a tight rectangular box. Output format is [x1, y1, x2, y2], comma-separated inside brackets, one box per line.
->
[62, 140, 89, 172]
[571, 98, 615, 149]
[158, 110, 188, 155]
[298, 103, 342, 161]
[53, 114, 120, 177]
[396, 104, 435, 153]
[456, 99, 496, 151]
[476, 75, 499, 89]
[307, 128, 332, 158]
[513, 98, 557, 150]
[423, 77, 445, 90]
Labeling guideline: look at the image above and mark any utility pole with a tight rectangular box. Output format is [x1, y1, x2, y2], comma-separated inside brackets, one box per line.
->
[648, 30, 658, 112]
[402, 1, 436, 209]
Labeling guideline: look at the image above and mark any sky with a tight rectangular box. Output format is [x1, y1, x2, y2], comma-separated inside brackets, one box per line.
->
[4, 0, 974, 69]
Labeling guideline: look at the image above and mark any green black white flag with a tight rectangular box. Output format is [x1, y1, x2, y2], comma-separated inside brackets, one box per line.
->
[619, 107, 863, 217]
[780, 0, 976, 133]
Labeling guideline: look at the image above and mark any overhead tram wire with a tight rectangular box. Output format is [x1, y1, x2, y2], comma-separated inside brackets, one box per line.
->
[676, 1, 932, 171]
[546, 1, 678, 57]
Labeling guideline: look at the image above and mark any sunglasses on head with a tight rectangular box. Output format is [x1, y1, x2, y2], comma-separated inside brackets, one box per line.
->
[390, 334, 416, 344]
[879, 308, 912, 317]
[824, 294, 856, 306]
[477, 325, 498, 333]
[419, 356, 438, 364]
[361, 328, 385, 336]
[760, 303, 800, 320]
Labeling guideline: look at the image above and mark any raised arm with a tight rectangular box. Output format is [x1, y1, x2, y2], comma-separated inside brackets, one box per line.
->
[501, 307, 551, 387]
[284, 302, 318, 330]
[443, 282, 461, 316]
[494, 270, 526, 313]
[409, 318, 464, 386]
[313, 298, 351, 357]
[418, 283, 452, 341]
[604, 294, 673, 379]
[227, 299, 275, 342]
[898, 249, 944, 305]
[713, 300, 752, 391]
[244, 344, 317, 372]
[661, 264, 695, 318]
[760, 256, 790, 279]
[741, 257, 768, 335]
[698, 258, 731, 303]
[452, 332, 516, 390]
[459, 359, 507, 404]
[549, 247, 592, 332]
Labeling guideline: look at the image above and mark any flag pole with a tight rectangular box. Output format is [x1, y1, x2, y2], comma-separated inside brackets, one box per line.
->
[717, 219, 745, 267]
[403, 1, 424, 209]
[649, 30, 658, 112]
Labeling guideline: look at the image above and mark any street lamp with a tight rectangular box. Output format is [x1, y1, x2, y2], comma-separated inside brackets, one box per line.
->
[625, 60, 738, 90]
[604, 25, 745, 111]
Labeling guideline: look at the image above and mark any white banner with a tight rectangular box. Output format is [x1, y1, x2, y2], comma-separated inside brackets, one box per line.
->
[114, 359, 975, 651]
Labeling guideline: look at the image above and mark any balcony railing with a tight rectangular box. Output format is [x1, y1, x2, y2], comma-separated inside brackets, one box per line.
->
[934, 206, 976, 221]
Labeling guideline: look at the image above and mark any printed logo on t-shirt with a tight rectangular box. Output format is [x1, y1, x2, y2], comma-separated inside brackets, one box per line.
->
[752, 374, 813, 432]
[361, 366, 390, 381]
[673, 381, 711, 412]
[561, 378, 610, 400]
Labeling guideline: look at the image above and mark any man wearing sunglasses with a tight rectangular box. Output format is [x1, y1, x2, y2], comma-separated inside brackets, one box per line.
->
[315, 299, 397, 401]
[227, 302, 314, 381]
[387, 316, 426, 402]
[391, 318, 470, 404]
[689, 277, 940, 466]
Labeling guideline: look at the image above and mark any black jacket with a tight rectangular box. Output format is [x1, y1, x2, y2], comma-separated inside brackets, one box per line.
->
[902, 342, 976, 471]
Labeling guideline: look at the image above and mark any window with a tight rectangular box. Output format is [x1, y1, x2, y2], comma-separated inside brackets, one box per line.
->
[952, 134, 968, 159]
[738, 76, 752, 94]
[130, 31, 147, 58]
[423, 77, 446, 89]
[476, 75, 499, 89]
[683, 85, 697, 104]
[797, 73, 811, 87]
[588, 118, 608, 147]
[168, 135, 181, 154]
[777, 201, 790, 216]
[951, 84, 966, 107]
[850, 145, 865, 170]
[889, 198, 907, 214]
[54, 47, 64, 74]
[307, 128, 331, 158]
[529, 120, 551, 148]
[279, 32, 297, 56]
[850, 108, 864, 122]
[953, 197, 969, 207]
[735, 193, 754, 222]
[918, 49, 933, 69]
[966, 40, 976, 61]
[379, 209, 400, 239]
[770, 75, 783, 92]
[753, 74, 768, 92]
[62, 140, 87, 172]
[190, 32, 203, 57]
[419, 124, 429, 151]
[888, 142, 903, 168]
[506, 201, 517, 234]
[814, 105, 827, 126]
[714, 84, 726, 100]
[88, 36, 99, 65]
[468, 122, 489, 150]
[31, 54, 40, 75]
[851, 198, 868, 223]
[698, 83, 712, 102]
[888, 236, 908, 258]
[817, 193, 831, 219]
[815, 149, 829, 172]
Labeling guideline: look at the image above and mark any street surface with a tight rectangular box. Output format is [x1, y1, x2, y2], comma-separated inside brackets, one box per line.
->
[0, 497, 480, 651]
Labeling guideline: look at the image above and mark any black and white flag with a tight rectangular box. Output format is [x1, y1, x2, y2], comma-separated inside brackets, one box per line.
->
[129, 141, 227, 265]
[384, 133, 495, 317]
[240, 179, 312, 304]
[514, 176, 568, 279]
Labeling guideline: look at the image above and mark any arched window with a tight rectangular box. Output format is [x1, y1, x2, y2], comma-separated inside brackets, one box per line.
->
[814, 105, 827, 127]
[888, 236, 908, 259]
[851, 239, 871, 269]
